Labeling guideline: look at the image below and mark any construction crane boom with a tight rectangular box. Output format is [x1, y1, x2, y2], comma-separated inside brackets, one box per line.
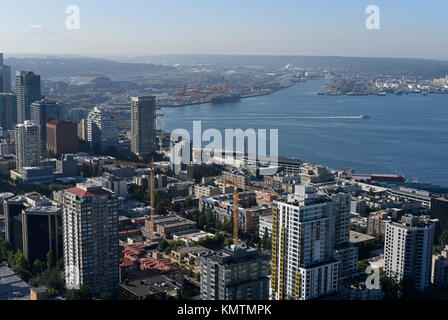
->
[103, 157, 169, 240]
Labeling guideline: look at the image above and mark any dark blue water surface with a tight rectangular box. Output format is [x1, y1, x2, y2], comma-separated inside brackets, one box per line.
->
[162, 80, 448, 187]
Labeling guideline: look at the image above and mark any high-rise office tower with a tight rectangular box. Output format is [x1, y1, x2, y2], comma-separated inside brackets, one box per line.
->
[21, 193, 63, 263]
[0, 53, 11, 93]
[61, 183, 119, 296]
[87, 107, 118, 152]
[0, 66, 11, 93]
[0, 93, 17, 130]
[30, 99, 63, 150]
[4, 195, 28, 253]
[130, 96, 156, 159]
[200, 244, 270, 300]
[16, 71, 41, 124]
[15, 120, 41, 170]
[4, 193, 63, 264]
[271, 185, 340, 300]
[46, 120, 78, 155]
[384, 215, 435, 292]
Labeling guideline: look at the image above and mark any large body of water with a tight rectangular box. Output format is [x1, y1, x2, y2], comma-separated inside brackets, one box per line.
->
[162, 80, 448, 187]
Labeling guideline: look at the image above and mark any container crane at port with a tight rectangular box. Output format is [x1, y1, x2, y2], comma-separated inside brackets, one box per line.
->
[176, 83, 188, 105]
[191, 80, 202, 102]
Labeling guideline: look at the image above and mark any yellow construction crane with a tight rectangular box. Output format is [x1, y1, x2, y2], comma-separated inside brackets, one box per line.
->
[218, 179, 278, 246]
[103, 157, 169, 239]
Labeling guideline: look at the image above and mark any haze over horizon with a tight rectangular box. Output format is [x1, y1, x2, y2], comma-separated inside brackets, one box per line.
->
[1, 0, 448, 60]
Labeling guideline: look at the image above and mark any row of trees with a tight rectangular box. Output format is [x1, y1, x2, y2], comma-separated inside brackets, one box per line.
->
[189, 207, 233, 235]
[259, 228, 272, 251]
[191, 233, 227, 250]
[129, 185, 172, 214]
[378, 274, 448, 300]
[190, 207, 273, 252]
[158, 239, 186, 254]
[434, 229, 448, 254]
[0, 237, 66, 297]
[1, 237, 100, 299]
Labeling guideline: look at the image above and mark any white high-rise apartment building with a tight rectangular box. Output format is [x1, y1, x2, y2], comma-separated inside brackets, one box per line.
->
[61, 182, 119, 296]
[130, 96, 156, 159]
[384, 215, 435, 292]
[15, 120, 41, 170]
[87, 107, 118, 152]
[330, 192, 358, 280]
[271, 185, 340, 300]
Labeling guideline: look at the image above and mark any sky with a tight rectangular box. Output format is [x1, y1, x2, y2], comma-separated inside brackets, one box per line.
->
[1, 0, 447, 59]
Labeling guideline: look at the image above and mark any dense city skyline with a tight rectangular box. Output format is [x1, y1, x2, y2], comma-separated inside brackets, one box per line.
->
[1, 1, 448, 309]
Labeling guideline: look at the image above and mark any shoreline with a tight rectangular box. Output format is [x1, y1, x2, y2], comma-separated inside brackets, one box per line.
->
[161, 80, 448, 190]
[160, 81, 308, 108]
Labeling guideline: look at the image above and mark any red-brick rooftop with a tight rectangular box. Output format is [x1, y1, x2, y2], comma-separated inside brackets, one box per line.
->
[120, 258, 136, 267]
[119, 244, 180, 272]
[66, 186, 112, 198]
[140, 257, 179, 272]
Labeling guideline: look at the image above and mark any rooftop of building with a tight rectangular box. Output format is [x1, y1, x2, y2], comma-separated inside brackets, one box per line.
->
[46, 119, 76, 127]
[120, 274, 179, 298]
[0, 192, 14, 200]
[157, 220, 196, 230]
[31, 286, 48, 294]
[7, 195, 27, 204]
[171, 229, 211, 238]
[171, 245, 211, 255]
[0, 264, 31, 300]
[259, 213, 273, 221]
[24, 204, 61, 215]
[30, 98, 57, 106]
[139, 257, 180, 272]
[16, 120, 38, 128]
[387, 214, 437, 229]
[152, 214, 194, 225]
[25, 191, 49, 204]
[434, 194, 448, 202]
[203, 243, 268, 265]
[66, 183, 113, 198]
[349, 231, 375, 244]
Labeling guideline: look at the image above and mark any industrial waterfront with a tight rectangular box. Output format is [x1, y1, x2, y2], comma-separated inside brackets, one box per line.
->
[163, 80, 448, 187]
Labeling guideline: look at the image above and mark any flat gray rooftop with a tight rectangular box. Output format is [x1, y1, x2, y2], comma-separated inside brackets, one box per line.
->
[0, 264, 31, 300]
[349, 231, 375, 244]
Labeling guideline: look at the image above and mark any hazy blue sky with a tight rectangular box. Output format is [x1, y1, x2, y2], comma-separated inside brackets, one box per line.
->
[1, 0, 447, 59]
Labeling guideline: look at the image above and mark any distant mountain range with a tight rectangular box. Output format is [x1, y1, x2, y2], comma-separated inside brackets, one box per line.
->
[115, 54, 448, 78]
[4, 54, 448, 80]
